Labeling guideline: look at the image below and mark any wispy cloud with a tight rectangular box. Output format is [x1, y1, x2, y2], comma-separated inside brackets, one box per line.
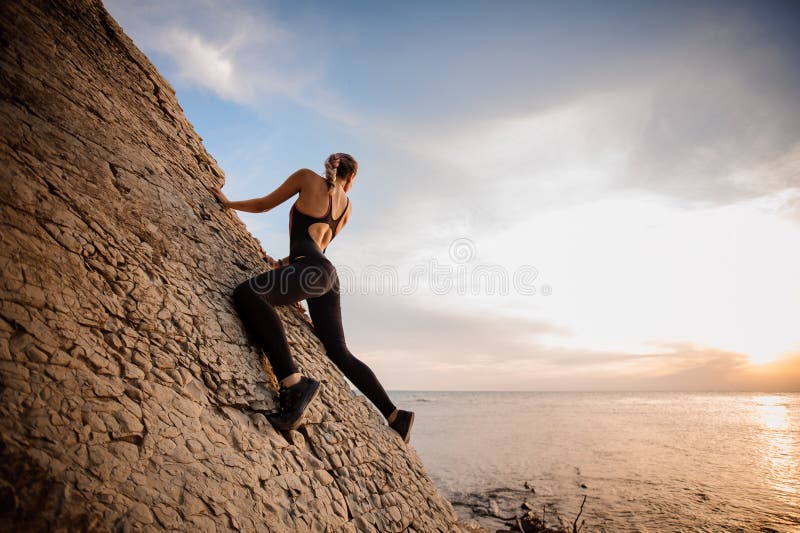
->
[104, 0, 360, 122]
[159, 27, 240, 99]
[367, 11, 800, 226]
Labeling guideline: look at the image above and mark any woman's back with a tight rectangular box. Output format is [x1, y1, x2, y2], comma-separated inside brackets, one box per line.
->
[289, 172, 351, 258]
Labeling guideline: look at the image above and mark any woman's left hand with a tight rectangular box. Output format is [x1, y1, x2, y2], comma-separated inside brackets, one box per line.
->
[208, 185, 230, 208]
[262, 253, 278, 268]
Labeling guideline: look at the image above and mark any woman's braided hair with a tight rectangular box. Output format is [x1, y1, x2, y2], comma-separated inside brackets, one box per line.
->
[324, 153, 358, 196]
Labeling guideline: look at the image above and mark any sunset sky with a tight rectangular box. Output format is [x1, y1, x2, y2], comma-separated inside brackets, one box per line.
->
[105, 0, 800, 391]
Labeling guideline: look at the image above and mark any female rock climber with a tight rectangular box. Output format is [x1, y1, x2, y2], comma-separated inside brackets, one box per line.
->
[208, 153, 414, 442]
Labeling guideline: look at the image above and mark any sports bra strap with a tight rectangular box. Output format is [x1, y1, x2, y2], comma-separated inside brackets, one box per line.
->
[333, 197, 349, 221]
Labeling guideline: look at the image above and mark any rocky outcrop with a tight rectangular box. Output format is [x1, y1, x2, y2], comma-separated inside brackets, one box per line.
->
[0, 1, 462, 530]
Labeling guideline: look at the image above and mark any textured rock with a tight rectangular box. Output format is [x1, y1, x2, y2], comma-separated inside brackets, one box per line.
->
[0, 1, 463, 531]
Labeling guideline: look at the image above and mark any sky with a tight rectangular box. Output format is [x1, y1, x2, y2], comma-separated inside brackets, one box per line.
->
[104, 0, 800, 391]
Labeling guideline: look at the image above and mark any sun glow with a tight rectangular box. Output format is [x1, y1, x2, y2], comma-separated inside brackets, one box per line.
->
[475, 190, 800, 367]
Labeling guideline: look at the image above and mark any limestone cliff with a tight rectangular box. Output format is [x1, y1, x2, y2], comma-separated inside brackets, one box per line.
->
[0, 1, 462, 531]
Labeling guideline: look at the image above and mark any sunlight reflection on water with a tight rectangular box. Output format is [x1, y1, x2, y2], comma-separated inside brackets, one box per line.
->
[756, 395, 798, 501]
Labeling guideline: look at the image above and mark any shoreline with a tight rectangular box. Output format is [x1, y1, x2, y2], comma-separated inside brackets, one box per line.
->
[449, 485, 587, 533]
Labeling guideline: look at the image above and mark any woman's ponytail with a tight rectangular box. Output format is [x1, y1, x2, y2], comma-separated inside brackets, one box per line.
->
[324, 152, 358, 196]
[324, 153, 341, 196]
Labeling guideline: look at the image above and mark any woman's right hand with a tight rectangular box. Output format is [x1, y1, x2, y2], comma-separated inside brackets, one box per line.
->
[207, 185, 230, 208]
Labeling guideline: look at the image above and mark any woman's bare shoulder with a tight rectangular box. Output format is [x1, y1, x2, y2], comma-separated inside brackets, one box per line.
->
[295, 168, 326, 188]
[294, 168, 321, 181]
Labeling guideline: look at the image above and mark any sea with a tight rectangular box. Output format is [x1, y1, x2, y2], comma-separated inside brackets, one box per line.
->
[389, 391, 800, 532]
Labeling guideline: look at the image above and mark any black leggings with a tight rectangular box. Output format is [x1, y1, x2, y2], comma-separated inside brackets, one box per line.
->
[232, 251, 397, 419]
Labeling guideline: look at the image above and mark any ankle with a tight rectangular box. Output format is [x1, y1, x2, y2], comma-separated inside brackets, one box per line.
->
[386, 409, 399, 424]
[280, 373, 302, 388]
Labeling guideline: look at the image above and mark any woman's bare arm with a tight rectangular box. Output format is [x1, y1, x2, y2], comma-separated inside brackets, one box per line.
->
[208, 168, 311, 213]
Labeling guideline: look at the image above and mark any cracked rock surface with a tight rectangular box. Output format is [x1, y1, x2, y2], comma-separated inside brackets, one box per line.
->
[0, 1, 462, 531]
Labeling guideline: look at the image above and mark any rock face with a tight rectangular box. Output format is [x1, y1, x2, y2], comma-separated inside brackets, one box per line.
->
[0, 1, 461, 531]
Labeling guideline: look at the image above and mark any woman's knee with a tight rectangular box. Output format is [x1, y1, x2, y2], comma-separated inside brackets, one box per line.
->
[324, 343, 355, 369]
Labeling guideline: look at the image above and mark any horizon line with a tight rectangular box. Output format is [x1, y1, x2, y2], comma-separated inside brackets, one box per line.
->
[383, 389, 800, 394]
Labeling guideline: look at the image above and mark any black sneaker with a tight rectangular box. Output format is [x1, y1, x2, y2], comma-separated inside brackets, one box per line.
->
[267, 376, 321, 430]
[389, 410, 415, 443]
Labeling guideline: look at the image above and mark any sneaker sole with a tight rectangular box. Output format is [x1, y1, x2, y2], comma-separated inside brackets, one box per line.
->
[285, 379, 321, 431]
[402, 412, 414, 443]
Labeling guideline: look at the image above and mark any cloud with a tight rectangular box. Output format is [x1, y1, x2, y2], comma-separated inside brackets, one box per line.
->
[106, 0, 800, 227]
[368, 12, 800, 230]
[343, 293, 570, 361]
[159, 27, 239, 99]
[349, 305, 800, 389]
[594, 344, 800, 393]
[621, 37, 800, 205]
[778, 189, 800, 224]
[104, 0, 359, 122]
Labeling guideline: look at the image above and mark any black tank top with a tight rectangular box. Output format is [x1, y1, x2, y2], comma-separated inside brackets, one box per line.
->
[289, 194, 349, 259]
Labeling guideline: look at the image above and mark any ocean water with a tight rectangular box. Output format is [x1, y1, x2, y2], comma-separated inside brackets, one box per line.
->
[390, 391, 800, 532]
